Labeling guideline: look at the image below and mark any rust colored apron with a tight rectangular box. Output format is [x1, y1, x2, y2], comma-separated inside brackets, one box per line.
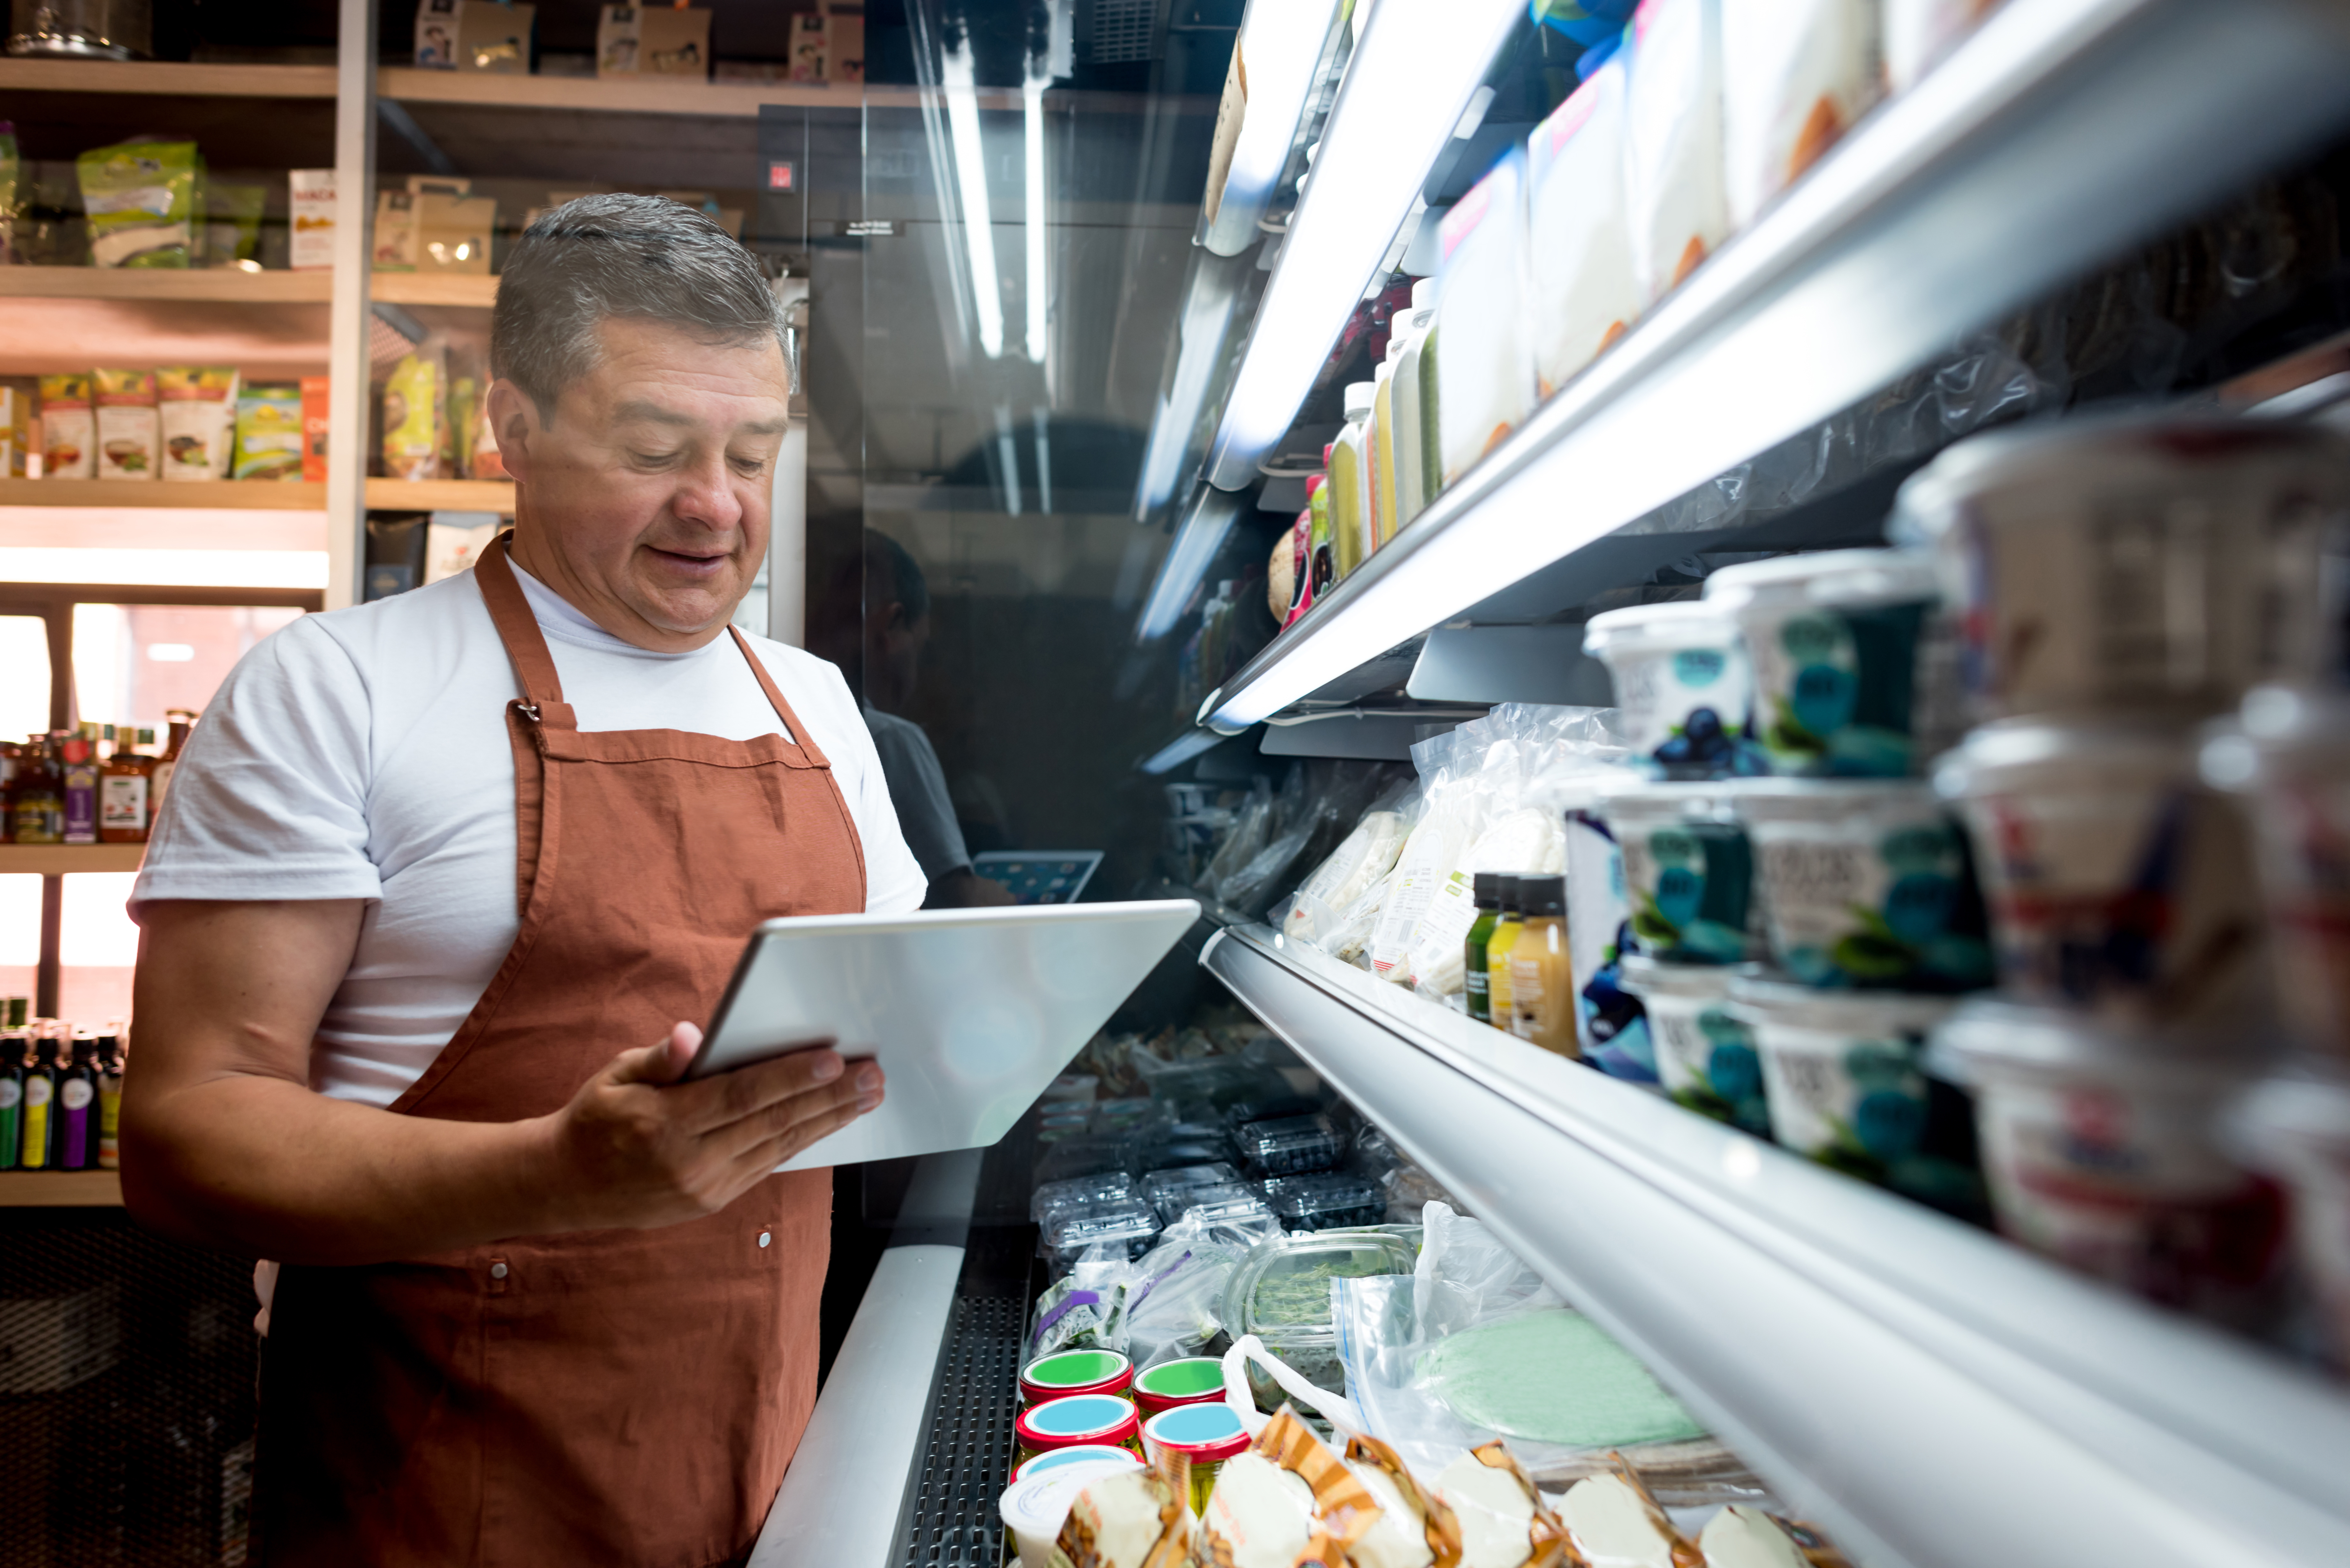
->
[255, 538, 867, 1567]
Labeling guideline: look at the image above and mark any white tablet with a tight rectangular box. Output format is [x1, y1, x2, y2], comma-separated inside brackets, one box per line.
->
[689, 899, 1202, 1170]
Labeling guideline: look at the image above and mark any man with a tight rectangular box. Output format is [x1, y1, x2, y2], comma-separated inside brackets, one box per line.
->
[120, 194, 928, 1566]
[842, 529, 1017, 908]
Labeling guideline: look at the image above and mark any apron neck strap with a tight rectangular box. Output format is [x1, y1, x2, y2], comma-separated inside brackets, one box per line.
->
[726, 625, 831, 768]
[476, 533, 570, 716]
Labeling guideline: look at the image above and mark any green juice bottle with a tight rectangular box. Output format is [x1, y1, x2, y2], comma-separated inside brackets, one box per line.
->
[1463, 873, 1505, 1025]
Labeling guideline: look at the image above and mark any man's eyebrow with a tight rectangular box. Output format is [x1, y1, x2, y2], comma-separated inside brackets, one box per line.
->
[612, 400, 788, 438]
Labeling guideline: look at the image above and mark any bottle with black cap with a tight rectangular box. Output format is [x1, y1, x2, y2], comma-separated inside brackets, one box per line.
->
[1508, 875, 1577, 1055]
[1482, 876, 1525, 1030]
[1463, 873, 1505, 1024]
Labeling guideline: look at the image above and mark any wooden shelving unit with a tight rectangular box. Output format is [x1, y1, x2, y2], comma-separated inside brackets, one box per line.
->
[377, 64, 864, 118]
[364, 477, 515, 512]
[0, 479, 327, 511]
[0, 268, 335, 303]
[0, 845, 146, 875]
[0, 1171, 124, 1207]
[371, 273, 499, 308]
[0, 58, 337, 98]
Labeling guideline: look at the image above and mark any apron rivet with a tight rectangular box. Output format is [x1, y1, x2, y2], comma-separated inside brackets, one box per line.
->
[758, 1231, 772, 1248]
[490, 1262, 509, 1280]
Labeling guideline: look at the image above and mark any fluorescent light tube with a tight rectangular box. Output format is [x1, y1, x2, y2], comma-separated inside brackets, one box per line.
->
[1136, 487, 1245, 643]
[1202, 0, 1344, 257]
[1204, 0, 1522, 488]
[943, 41, 1005, 359]
[1132, 249, 1254, 520]
[1024, 72, 1050, 364]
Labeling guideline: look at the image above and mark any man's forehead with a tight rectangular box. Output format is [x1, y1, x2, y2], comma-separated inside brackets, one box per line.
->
[608, 397, 788, 437]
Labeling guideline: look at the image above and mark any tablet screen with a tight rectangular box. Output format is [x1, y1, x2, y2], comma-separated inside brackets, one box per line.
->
[970, 850, 1103, 905]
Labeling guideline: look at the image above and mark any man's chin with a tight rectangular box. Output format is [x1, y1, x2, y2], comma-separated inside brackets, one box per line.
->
[628, 583, 742, 639]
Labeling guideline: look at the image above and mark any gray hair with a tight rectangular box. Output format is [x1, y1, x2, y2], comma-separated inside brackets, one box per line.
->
[490, 192, 782, 419]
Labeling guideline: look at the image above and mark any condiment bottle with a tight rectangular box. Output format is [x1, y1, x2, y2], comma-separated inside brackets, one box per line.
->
[1306, 474, 1334, 600]
[1483, 876, 1525, 1030]
[153, 709, 196, 818]
[1508, 875, 1577, 1056]
[20, 1027, 57, 1170]
[100, 728, 151, 843]
[11, 735, 62, 846]
[0, 1031, 23, 1171]
[57, 1033, 96, 1170]
[61, 730, 99, 845]
[96, 1027, 124, 1171]
[0, 741, 18, 844]
[1463, 873, 1505, 1025]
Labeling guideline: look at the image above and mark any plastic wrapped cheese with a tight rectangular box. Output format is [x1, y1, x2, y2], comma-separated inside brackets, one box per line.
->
[1624, 0, 1728, 303]
[1285, 810, 1413, 943]
[1721, 0, 1881, 230]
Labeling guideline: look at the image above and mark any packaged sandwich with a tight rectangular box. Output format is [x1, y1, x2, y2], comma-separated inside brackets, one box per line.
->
[1197, 1408, 1383, 1568]
[301, 376, 331, 481]
[1526, 53, 1639, 397]
[93, 368, 160, 480]
[1344, 1434, 1465, 1568]
[77, 139, 199, 268]
[1623, 0, 1727, 303]
[1432, 1443, 1570, 1568]
[38, 373, 95, 479]
[232, 384, 306, 480]
[1558, 1461, 1696, 1568]
[158, 367, 239, 481]
[1720, 0, 1880, 229]
[1434, 150, 1534, 488]
[1697, 1505, 1850, 1568]
[1050, 1452, 1194, 1568]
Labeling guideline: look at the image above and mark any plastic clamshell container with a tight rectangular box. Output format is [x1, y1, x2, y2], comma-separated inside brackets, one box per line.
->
[1141, 1400, 1253, 1516]
[1019, 1348, 1133, 1407]
[1131, 1356, 1230, 1415]
[1584, 600, 1757, 780]
[1140, 1162, 1248, 1225]
[1222, 1229, 1420, 1407]
[1169, 1184, 1278, 1228]
[2224, 1060, 2350, 1366]
[1932, 999, 2284, 1325]
[1030, 1172, 1134, 1226]
[1731, 778, 1992, 992]
[1014, 1393, 1144, 1466]
[1935, 714, 2266, 1027]
[1232, 1112, 1346, 1179]
[2203, 686, 2350, 1060]
[1702, 547, 1959, 778]
[1621, 954, 1769, 1136]
[1263, 1173, 1384, 1232]
[1592, 780, 1761, 965]
[1891, 412, 2350, 722]
[1040, 1197, 1160, 1271]
[1011, 1444, 1145, 1483]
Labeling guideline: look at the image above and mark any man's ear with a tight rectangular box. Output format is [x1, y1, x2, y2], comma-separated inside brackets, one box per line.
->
[485, 379, 544, 482]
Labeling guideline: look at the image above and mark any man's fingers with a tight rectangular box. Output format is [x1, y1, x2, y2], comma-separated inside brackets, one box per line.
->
[606, 1022, 702, 1087]
[677, 1041, 845, 1133]
[730, 1095, 875, 1176]
[712, 1061, 884, 1161]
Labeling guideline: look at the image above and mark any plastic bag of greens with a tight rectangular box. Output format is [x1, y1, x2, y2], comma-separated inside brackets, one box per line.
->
[1027, 1248, 1133, 1361]
[78, 139, 199, 268]
[1110, 1209, 1281, 1370]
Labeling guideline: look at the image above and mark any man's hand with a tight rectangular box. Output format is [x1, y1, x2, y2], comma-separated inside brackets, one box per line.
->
[542, 1023, 884, 1230]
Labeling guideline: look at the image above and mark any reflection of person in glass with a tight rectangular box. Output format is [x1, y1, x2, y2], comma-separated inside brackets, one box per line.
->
[849, 530, 1017, 908]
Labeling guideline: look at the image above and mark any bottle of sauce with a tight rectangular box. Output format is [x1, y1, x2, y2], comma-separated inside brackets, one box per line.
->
[100, 727, 151, 843]
[0, 1031, 22, 1171]
[1463, 873, 1504, 1025]
[0, 741, 18, 844]
[96, 1026, 125, 1171]
[1509, 875, 1578, 1056]
[11, 736, 62, 845]
[153, 709, 195, 819]
[1306, 474, 1334, 602]
[61, 729, 99, 845]
[57, 1032, 96, 1170]
[1483, 876, 1524, 1031]
[20, 1027, 56, 1169]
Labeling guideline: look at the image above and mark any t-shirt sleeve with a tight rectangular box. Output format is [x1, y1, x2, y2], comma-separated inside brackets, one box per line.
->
[131, 616, 383, 914]
[864, 711, 973, 884]
[793, 659, 928, 916]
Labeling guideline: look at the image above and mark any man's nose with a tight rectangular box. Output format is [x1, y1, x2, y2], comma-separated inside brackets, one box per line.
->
[670, 450, 744, 531]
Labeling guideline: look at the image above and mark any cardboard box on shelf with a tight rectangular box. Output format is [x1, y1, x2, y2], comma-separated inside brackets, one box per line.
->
[0, 384, 29, 478]
[640, 6, 710, 78]
[301, 376, 331, 482]
[37, 374, 93, 479]
[93, 368, 160, 481]
[290, 168, 337, 271]
[456, 0, 533, 73]
[418, 192, 496, 273]
[415, 0, 459, 67]
[596, 4, 639, 76]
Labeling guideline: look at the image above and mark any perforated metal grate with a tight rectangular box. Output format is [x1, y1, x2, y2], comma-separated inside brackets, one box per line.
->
[897, 1293, 1024, 1568]
[0, 1211, 256, 1567]
[1089, 0, 1162, 63]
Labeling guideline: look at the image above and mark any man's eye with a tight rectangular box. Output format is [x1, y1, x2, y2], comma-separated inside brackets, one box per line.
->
[631, 450, 678, 466]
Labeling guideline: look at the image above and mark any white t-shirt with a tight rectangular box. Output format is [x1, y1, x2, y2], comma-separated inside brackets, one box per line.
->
[132, 563, 927, 1107]
[861, 704, 970, 884]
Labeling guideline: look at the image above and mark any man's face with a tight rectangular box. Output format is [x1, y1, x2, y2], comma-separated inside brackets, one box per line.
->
[495, 316, 788, 651]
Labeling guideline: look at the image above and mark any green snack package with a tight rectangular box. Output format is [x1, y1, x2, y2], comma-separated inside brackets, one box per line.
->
[232, 384, 307, 480]
[77, 139, 200, 268]
[0, 123, 20, 264]
[202, 180, 269, 268]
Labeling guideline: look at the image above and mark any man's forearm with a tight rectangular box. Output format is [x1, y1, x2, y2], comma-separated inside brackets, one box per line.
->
[124, 1074, 570, 1265]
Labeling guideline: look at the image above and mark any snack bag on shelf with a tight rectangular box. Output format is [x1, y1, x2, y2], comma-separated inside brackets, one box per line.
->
[37, 373, 94, 479]
[1721, 0, 1881, 230]
[157, 367, 240, 481]
[1526, 53, 1639, 398]
[0, 381, 30, 478]
[1434, 150, 1535, 489]
[382, 350, 447, 481]
[289, 168, 336, 271]
[1624, 0, 1728, 302]
[93, 368, 160, 481]
[300, 376, 331, 481]
[77, 139, 199, 268]
[232, 384, 306, 481]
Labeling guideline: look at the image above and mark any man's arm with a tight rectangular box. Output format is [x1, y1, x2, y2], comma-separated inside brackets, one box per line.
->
[121, 899, 884, 1265]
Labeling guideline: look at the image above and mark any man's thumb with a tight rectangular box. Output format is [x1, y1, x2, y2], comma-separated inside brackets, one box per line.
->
[610, 1022, 701, 1086]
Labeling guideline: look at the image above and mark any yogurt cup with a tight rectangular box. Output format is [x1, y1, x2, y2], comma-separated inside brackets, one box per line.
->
[1131, 1356, 1230, 1415]
[1620, 955, 1769, 1135]
[1563, 773, 1649, 1062]
[1012, 1444, 1147, 1483]
[2222, 1061, 2350, 1367]
[1000, 1459, 1146, 1568]
[1139, 1401, 1252, 1516]
[1890, 413, 2350, 721]
[1584, 601, 1759, 780]
[1933, 999, 2285, 1325]
[1019, 1348, 1133, 1406]
[2202, 686, 2350, 1060]
[1593, 781, 1761, 965]
[1728, 979, 1978, 1210]
[1014, 1393, 1144, 1467]
[1732, 779, 1992, 992]
[1703, 548, 1961, 778]
[1935, 715, 2266, 1026]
